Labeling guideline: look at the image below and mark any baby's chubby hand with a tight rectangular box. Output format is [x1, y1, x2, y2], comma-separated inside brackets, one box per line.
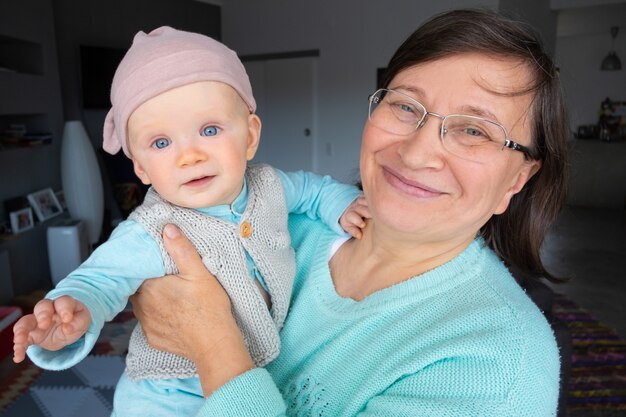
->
[12, 296, 91, 363]
[339, 195, 372, 239]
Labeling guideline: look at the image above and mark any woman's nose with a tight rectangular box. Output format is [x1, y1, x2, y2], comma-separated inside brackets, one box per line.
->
[397, 116, 446, 169]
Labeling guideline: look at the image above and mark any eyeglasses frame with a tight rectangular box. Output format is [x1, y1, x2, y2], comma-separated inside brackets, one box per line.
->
[368, 88, 534, 160]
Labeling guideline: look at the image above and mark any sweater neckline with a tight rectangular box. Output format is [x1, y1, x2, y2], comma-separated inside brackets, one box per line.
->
[311, 230, 486, 315]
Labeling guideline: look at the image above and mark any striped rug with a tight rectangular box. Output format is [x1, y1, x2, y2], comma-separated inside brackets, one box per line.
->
[553, 294, 626, 416]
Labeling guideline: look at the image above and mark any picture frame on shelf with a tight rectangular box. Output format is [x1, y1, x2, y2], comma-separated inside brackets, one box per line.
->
[27, 187, 63, 222]
[55, 190, 67, 211]
[9, 207, 34, 234]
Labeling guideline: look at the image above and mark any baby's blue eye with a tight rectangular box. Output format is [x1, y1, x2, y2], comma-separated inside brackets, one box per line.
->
[152, 138, 171, 149]
[202, 125, 221, 137]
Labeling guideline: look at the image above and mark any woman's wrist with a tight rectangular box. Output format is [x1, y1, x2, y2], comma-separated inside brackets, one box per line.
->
[194, 323, 255, 397]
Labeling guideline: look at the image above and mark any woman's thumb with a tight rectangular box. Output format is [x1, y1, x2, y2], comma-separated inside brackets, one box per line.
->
[162, 224, 205, 278]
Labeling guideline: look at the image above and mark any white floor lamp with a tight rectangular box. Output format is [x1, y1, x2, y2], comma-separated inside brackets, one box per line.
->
[60, 120, 104, 247]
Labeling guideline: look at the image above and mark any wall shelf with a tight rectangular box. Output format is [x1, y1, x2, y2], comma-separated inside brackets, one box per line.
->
[0, 140, 52, 152]
[0, 113, 52, 151]
[0, 212, 68, 242]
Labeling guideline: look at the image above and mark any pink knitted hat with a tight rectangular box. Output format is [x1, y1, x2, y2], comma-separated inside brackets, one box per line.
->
[102, 26, 256, 157]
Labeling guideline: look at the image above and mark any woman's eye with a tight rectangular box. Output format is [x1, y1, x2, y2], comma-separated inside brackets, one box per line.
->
[152, 138, 171, 149]
[202, 125, 221, 137]
[394, 102, 415, 114]
[389, 101, 421, 123]
[463, 127, 485, 137]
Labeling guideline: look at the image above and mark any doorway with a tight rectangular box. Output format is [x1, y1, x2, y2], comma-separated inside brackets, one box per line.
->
[243, 52, 318, 172]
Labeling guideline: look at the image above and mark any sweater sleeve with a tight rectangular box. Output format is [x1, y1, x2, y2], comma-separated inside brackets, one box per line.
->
[197, 368, 287, 417]
[274, 168, 361, 236]
[195, 355, 557, 417]
[26, 220, 166, 370]
[195, 359, 557, 417]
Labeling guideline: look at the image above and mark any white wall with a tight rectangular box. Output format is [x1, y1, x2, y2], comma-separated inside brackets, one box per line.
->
[555, 3, 626, 129]
[221, 0, 498, 182]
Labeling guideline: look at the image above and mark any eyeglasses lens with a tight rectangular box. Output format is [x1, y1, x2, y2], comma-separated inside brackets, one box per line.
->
[368, 89, 508, 162]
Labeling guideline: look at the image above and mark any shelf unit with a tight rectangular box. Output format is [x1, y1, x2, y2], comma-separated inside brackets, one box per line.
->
[0, 0, 65, 298]
[0, 211, 68, 241]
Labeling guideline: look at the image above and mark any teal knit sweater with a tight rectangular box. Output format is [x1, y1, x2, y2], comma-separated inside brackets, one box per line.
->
[198, 214, 560, 416]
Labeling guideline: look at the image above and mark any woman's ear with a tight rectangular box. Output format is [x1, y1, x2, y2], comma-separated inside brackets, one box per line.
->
[494, 159, 541, 215]
[246, 114, 262, 161]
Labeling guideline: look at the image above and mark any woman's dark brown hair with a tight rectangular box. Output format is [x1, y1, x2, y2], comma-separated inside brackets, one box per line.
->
[381, 8, 569, 282]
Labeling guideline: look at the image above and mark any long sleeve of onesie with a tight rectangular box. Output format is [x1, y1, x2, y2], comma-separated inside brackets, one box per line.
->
[275, 168, 361, 236]
[26, 220, 164, 370]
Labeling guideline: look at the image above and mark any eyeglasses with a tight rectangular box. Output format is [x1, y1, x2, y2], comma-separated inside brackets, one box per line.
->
[367, 88, 534, 163]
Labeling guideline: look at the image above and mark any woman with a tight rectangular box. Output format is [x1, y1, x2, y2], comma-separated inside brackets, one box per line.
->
[132, 8, 568, 416]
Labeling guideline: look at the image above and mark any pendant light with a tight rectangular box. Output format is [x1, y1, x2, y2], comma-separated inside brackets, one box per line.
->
[600, 26, 622, 71]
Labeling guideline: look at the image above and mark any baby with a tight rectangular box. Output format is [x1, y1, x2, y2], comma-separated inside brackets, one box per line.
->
[13, 27, 367, 416]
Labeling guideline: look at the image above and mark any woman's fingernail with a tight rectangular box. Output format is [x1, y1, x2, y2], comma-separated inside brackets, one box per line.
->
[164, 224, 181, 239]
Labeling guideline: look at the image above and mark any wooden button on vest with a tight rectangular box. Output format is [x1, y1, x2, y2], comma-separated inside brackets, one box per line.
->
[240, 221, 253, 238]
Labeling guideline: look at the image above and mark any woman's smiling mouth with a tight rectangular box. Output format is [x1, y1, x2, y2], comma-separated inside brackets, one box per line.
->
[382, 167, 444, 198]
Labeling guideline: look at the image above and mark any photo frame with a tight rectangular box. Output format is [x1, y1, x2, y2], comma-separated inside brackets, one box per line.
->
[55, 190, 67, 211]
[27, 187, 63, 222]
[9, 207, 34, 234]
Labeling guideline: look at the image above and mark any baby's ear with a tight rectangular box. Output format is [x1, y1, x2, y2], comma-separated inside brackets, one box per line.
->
[246, 114, 262, 161]
[132, 159, 152, 185]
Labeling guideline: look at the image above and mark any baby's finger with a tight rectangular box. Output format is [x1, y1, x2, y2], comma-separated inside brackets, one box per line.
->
[54, 296, 80, 323]
[13, 345, 27, 363]
[14, 318, 48, 345]
[13, 314, 38, 337]
[353, 195, 368, 207]
[63, 304, 91, 336]
[352, 197, 372, 217]
[13, 315, 37, 363]
[346, 211, 366, 228]
[33, 299, 55, 329]
[353, 204, 372, 219]
[344, 224, 363, 239]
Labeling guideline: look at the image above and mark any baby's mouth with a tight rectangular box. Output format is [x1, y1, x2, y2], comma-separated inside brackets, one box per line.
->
[183, 175, 214, 187]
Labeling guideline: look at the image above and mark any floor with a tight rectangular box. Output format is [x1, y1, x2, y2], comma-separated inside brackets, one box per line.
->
[542, 205, 626, 339]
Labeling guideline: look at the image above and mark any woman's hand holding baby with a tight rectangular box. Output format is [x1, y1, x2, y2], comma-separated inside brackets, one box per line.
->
[131, 224, 255, 397]
[12, 296, 91, 363]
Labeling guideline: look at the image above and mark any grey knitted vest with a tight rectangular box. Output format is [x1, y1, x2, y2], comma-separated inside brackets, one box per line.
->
[125, 164, 295, 380]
